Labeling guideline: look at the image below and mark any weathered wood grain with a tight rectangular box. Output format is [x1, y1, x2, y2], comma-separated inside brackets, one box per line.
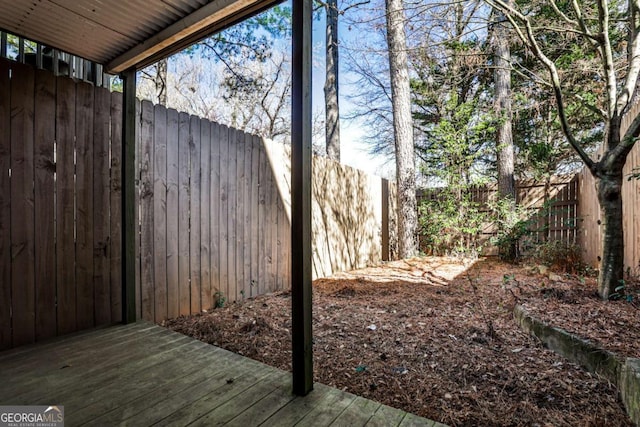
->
[56, 78, 76, 334]
[219, 124, 230, 305]
[33, 68, 57, 340]
[153, 104, 168, 322]
[235, 127, 245, 300]
[10, 62, 36, 346]
[75, 82, 95, 331]
[190, 115, 202, 314]
[210, 123, 221, 302]
[139, 100, 155, 321]
[227, 127, 238, 302]
[166, 108, 180, 319]
[0, 323, 440, 426]
[177, 112, 191, 316]
[250, 135, 260, 297]
[109, 91, 123, 323]
[0, 59, 11, 350]
[365, 404, 407, 426]
[200, 119, 212, 310]
[257, 139, 267, 296]
[93, 86, 112, 326]
[242, 132, 253, 300]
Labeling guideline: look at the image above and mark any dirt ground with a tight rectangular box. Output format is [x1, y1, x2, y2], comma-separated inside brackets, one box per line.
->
[162, 257, 639, 426]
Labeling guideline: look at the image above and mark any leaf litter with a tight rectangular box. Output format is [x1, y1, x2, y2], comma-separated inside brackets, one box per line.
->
[162, 257, 637, 426]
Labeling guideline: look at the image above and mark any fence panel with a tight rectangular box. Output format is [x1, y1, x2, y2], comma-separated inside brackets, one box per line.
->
[416, 177, 579, 255]
[0, 58, 122, 349]
[577, 106, 640, 272]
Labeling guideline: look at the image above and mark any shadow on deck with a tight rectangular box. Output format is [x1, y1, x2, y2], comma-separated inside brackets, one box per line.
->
[0, 322, 444, 426]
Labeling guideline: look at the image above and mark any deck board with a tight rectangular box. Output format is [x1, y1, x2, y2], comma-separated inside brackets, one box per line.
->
[0, 322, 443, 426]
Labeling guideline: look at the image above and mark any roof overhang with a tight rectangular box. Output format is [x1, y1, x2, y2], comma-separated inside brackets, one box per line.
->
[0, 0, 281, 74]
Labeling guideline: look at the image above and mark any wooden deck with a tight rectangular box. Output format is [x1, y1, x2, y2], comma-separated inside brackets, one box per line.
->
[0, 322, 445, 426]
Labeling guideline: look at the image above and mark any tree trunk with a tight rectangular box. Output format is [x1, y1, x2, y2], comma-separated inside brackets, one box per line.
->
[492, 6, 515, 200]
[492, 4, 517, 260]
[385, 0, 417, 258]
[596, 172, 625, 299]
[324, 0, 340, 161]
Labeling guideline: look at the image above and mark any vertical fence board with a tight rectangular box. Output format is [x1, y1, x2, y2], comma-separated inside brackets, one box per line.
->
[139, 100, 155, 321]
[189, 115, 201, 314]
[10, 62, 36, 346]
[250, 136, 260, 297]
[56, 76, 76, 335]
[210, 123, 220, 302]
[92, 87, 111, 326]
[200, 120, 211, 310]
[219, 125, 229, 304]
[277, 193, 287, 290]
[257, 139, 267, 295]
[178, 112, 191, 316]
[109, 92, 123, 323]
[166, 108, 179, 319]
[227, 128, 238, 301]
[75, 82, 95, 330]
[134, 98, 142, 320]
[33, 69, 57, 340]
[235, 129, 245, 300]
[0, 59, 11, 349]
[153, 105, 168, 322]
[382, 179, 390, 261]
[269, 161, 279, 292]
[243, 133, 252, 299]
[263, 145, 274, 292]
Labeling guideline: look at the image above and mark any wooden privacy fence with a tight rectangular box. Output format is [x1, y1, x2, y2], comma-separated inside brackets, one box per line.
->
[0, 58, 393, 349]
[0, 58, 123, 350]
[136, 100, 294, 322]
[137, 101, 393, 322]
[576, 102, 640, 272]
[474, 177, 579, 246]
[417, 177, 579, 254]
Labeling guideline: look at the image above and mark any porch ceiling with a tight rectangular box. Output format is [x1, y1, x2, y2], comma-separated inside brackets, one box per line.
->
[0, 0, 280, 73]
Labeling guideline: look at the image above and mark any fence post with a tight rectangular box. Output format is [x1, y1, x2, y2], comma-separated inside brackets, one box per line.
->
[291, 0, 314, 396]
[121, 68, 137, 324]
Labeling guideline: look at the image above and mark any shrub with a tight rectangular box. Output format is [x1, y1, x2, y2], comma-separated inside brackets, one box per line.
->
[530, 240, 585, 273]
[487, 198, 532, 262]
[418, 189, 487, 257]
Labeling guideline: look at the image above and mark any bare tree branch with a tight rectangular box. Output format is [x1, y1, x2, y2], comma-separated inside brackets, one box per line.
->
[549, 0, 577, 26]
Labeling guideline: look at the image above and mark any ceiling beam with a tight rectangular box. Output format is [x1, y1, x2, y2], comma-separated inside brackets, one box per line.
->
[106, 0, 274, 73]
